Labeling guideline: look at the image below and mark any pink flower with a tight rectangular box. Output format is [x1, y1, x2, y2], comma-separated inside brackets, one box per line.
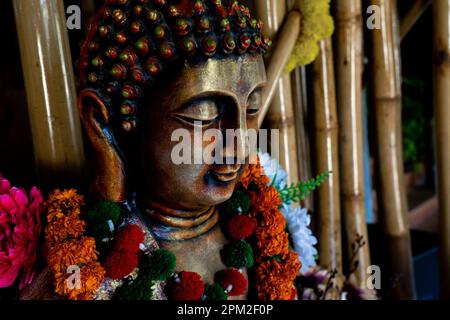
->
[0, 174, 43, 290]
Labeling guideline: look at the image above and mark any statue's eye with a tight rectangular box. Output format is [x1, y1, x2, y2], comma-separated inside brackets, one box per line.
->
[247, 89, 262, 116]
[173, 99, 220, 127]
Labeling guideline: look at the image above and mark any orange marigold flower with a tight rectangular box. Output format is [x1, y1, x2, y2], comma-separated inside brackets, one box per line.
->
[46, 189, 84, 222]
[250, 186, 282, 215]
[45, 215, 86, 249]
[239, 161, 270, 190]
[255, 230, 289, 257]
[54, 261, 105, 300]
[47, 237, 98, 274]
[257, 210, 286, 235]
[255, 252, 301, 300]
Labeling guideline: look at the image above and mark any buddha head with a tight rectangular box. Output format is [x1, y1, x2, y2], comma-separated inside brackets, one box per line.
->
[77, 0, 268, 212]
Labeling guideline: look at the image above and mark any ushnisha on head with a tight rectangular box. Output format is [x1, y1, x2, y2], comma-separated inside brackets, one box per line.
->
[78, 0, 269, 208]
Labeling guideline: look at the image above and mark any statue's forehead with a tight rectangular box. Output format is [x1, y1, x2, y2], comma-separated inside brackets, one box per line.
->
[170, 55, 266, 106]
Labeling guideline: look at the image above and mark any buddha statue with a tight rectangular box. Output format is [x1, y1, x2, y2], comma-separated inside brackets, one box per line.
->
[21, 0, 273, 300]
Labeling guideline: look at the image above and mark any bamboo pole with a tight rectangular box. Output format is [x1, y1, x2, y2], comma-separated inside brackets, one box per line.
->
[285, 0, 313, 209]
[400, 0, 432, 40]
[13, 0, 86, 188]
[312, 39, 343, 282]
[259, 10, 301, 128]
[370, 0, 416, 299]
[255, 1, 299, 185]
[291, 67, 314, 210]
[335, 0, 371, 287]
[433, 0, 450, 300]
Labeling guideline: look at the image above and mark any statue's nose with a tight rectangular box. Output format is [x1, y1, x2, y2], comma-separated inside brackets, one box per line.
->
[221, 107, 248, 164]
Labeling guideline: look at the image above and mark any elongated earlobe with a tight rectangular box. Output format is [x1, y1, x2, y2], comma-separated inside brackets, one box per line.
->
[78, 89, 126, 202]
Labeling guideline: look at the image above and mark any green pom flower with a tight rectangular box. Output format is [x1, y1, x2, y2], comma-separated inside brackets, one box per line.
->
[203, 284, 228, 301]
[224, 190, 251, 215]
[115, 276, 154, 300]
[141, 249, 176, 281]
[222, 240, 254, 269]
[85, 200, 121, 241]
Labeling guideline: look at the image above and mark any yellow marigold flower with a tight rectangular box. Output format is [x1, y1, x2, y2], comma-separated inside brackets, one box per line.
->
[54, 262, 105, 300]
[47, 237, 98, 274]
[45, 215, 86, 249]
[46, 189, 84, 222]
[286, 0, 335, 71]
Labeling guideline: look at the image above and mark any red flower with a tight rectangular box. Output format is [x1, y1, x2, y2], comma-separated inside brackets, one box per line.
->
[216, 268, 248, 296]
[166, 271, 204, 300]
[104, 250, 139, 280]
[225, 215, 256, 240]
[0, 174, 43, 289]
[113, 224, 144, 253]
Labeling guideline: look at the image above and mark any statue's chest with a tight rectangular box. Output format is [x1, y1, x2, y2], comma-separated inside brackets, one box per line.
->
[157, 224, 248, 300]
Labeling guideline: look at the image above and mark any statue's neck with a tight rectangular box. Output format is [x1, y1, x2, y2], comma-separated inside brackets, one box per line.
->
[141, 199, 219, 241]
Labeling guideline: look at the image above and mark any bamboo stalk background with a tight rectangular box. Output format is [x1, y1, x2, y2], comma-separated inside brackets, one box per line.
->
[13, 0, 86, 189]
[400, 0, 432, 40]
[334, 0, 371, 287]
[255, 0, 299, 185]
[312, 39, 343, 286]
[370, 0, 416, 299]
[291, 67, 314, 210]
[433, 0, 450, 300]
[259, 10, 301, 128]
[286, 0, 313, 210]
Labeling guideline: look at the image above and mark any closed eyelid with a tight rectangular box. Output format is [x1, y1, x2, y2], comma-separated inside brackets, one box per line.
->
[172, 99, 220, 121]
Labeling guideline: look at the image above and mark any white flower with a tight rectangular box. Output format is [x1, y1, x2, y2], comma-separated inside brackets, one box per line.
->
[258, 152, 288, 189]
[282, 204, 318, 273]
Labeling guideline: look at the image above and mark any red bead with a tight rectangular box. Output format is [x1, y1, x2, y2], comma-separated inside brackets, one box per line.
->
[144, 57, 161, 76]
[238, 34, 251, 52]
[110, 64, 127, 79]
[135, 38, 150, 56]
[115, 32, 127, 45]
[194, 0, 206, 14]
[112, 9, 127, 26]
[146, 9, 160, 24]
[174, 18, 190, 36]
[106, 47, 119, 60]
[121, 84, 141, 99]
[158, 42, 175, 60]
[202, 36, 217, 56]
[121, 119, 137, 132]
[119, 49, 138, 66]
[222, 33, 236, 54]
[120, 103, 136, 115]
[130, 67, 146, 84]
[98, 25, 111, 38]
[130, 21, 143, 34]
[196, 17, 211, 33]
[153, 0, 166, 6]
[153, 25, 167, 40]
[179, 37, 197, 56]
[132, 5, 144, 16]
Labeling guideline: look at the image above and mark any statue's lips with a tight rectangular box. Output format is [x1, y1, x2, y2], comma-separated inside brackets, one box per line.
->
[211, 165, 242, 182]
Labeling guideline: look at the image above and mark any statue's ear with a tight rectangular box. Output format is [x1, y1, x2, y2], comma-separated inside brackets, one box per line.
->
[78, 89, 126, 202]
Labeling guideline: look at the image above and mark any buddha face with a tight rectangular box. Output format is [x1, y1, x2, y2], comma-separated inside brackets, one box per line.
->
[137, 54, 266, 210]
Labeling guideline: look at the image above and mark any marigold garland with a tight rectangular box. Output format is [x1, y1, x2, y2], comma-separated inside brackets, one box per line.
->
[237, 159, 302, 300]
[44, 189, 105, 300]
